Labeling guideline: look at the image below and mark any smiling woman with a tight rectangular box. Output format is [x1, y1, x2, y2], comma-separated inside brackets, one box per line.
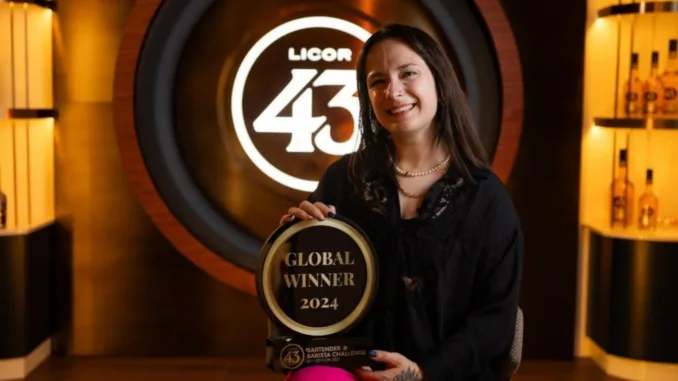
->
[112, 0, 523, 295]
[280, 23, 523, 381]
[351, 26, 488, 219]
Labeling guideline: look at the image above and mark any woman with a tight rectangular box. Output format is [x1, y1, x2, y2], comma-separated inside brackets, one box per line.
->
[281, 23, 523, 381]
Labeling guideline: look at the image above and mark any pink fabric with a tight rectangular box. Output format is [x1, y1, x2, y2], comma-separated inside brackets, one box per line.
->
[284, 365, 358, 380]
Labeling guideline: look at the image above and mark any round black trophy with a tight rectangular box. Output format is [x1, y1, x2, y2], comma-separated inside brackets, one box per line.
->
[256, 215, 378, 372]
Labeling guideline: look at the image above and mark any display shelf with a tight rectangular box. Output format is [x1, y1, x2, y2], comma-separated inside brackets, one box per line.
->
[0, 0, 57, 11]
[580, 127, 678, 240]
[585, 227, 678, 368]
[593, 116, 678, 128]
[0, 219, 52, 237]
[0, 119, 55, 232]
[586, 1, 678, 128]
[582, 0, 678, 237]
[0, 1, 55, 235]
[1, 108, 58, 119]
[0, 3, 55, 379]
[598, 1, 678, 18]
[579, 3, 678, 378]
[582, 218, 678, 242]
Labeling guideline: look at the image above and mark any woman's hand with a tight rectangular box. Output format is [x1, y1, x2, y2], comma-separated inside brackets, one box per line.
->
[279, 201, 336, 224]
[355, 350, 425, 381]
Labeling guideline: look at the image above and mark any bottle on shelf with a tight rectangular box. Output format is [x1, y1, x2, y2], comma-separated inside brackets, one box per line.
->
[643, 51, 664, 116]
[611, 148, 634, 228]
[0, 166, 6, 230]
[661, 39, 678, 116]
[638, 169, 659, 230]
[622, 53, 642, 117]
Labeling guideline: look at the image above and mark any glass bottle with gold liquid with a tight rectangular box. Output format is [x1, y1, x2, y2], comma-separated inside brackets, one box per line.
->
[0, 166, 6, 230]
[611, 149, 634, 228]
[638, 169, 659, 229]
[643, 51, 664, 115]
[622, 53, 643, 117]
[661, 39, 678, 115]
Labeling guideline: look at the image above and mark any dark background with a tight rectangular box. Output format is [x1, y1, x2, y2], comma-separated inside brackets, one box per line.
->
[52, 0, 585, 360]
[499, 0, 585, 359]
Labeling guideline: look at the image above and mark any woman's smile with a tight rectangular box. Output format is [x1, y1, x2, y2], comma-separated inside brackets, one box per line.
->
[388, 103, 416, 117]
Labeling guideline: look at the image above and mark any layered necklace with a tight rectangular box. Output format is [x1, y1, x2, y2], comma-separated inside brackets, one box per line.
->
[389, 153, 451, 198]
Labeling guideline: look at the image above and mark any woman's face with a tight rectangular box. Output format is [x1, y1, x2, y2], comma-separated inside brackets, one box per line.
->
[364, 38, 438, 137]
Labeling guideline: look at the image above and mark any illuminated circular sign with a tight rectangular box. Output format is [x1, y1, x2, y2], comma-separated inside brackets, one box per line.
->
[231, 17, 372, 192]
[126, 0, 513, 284]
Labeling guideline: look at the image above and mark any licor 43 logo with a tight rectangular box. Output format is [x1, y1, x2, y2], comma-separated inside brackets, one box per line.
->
[231, 16, 372, 192]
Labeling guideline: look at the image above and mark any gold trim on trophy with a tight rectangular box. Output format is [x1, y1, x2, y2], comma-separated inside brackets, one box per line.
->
[261, 218, 377, 337]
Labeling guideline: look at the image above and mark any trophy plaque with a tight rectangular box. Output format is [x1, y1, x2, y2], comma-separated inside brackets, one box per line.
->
[256, 215, 378, 372]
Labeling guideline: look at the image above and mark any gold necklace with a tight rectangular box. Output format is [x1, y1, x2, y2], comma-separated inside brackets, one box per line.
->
[397, 185, 424, 199]
[391, 153, 452, 177]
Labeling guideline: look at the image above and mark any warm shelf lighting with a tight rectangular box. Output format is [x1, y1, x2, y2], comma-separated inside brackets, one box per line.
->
[0, 0, 55, 11]
[0, 1, 54, 114]
[0, 1, 55, 231]
[597, 1, 678, 18]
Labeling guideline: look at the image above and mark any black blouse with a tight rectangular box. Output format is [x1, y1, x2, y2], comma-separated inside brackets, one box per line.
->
[308, 154, 524, 381]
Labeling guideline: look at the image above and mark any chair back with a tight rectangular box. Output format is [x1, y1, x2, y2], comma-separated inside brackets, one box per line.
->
[498, 307, 524, 380]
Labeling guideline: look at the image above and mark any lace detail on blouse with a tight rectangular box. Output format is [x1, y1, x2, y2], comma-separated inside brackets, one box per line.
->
[362, 176, 389, 215]
[432, 177, 464, 218]
[361, 174, 465, 220]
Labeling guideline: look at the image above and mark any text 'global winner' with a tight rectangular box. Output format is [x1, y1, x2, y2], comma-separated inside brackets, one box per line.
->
[279, 250, 365, 328]
[283, 251, 356, 290]
[270, 224, 371, 330]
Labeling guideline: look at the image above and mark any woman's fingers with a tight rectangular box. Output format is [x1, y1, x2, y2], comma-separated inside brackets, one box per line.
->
[282, 202, 337, 225]
[312, 202, 336, 218]
[299, 200, 325, 220]
[279, 213, 296, 224]
[288, 207, 313, 221]
[300, 201, 337, 220]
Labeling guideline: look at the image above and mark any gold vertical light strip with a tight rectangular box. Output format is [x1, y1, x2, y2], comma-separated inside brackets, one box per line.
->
[9, 2, 19, 228]
[0, 1, 54, 230]
[23, 3, 32, 226]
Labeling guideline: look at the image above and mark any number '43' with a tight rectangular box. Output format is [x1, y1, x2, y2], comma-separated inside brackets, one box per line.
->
[252, 69, 360, 156]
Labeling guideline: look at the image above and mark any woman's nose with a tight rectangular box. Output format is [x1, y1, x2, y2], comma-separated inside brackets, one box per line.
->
[385, 80, 404, 99]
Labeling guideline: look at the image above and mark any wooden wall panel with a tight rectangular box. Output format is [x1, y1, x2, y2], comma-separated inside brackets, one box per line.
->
[497, 0, 586, 360]
[52, 0, 268, 356]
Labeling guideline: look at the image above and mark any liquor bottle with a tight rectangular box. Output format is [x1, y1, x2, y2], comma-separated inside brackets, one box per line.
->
[0, 166, 6, 230]
[611, 149, 634, 228]
[661, 39, 678, 115]
[622, 53, 643, 117]
[638, 169, 659, 229]
[643, 51, 664, 115]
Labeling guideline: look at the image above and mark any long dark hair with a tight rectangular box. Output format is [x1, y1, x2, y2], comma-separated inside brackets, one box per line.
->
[349, 23, 489, 187]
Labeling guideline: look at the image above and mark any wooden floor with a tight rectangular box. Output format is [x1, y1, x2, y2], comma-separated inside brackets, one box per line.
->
[24, 357, 628, 381]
